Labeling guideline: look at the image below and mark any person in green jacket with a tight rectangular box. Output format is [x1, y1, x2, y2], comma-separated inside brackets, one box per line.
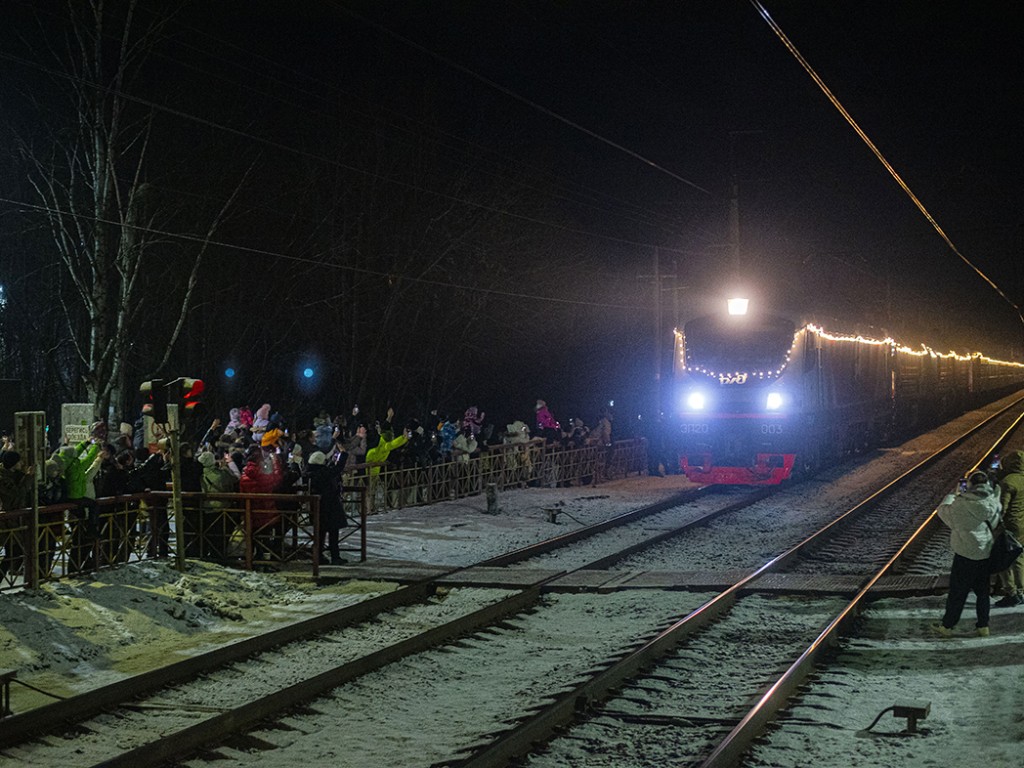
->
[995, 450, 1024, 607]
[56, 438, 102, 572]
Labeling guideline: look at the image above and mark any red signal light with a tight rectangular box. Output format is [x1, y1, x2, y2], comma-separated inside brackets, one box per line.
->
[181, 378, 204, 411]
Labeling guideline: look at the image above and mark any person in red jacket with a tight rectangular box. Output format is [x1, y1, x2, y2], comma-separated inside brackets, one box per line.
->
[239, 446, 284, 561]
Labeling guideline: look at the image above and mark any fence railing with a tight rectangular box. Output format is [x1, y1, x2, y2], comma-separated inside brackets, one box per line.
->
[0, 487, 368, 591]
[358, 437, 647, 514]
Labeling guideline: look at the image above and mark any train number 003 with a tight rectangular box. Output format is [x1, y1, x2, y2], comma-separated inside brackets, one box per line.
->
[760, 423, 784, 435]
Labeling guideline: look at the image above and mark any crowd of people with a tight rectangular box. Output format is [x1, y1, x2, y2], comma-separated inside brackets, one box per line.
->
[0, 398, 618, 570]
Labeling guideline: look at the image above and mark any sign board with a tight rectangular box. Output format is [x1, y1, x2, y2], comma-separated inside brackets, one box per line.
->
[61, 403, 94, 445]
[144, 414, 168, 451]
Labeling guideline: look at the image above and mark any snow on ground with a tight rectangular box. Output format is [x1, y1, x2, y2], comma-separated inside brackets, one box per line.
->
[0, 474, 694, 714]
[0, 395, 1022, 766]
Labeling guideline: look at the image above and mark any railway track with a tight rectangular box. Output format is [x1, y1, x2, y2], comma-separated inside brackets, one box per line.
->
[445, 398, 1024, 768]
[0, 487, 771, 766]
[2, 395, 1022, 767]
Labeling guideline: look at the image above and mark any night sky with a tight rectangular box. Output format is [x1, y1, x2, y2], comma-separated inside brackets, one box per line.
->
[2, 1, 1022, 425]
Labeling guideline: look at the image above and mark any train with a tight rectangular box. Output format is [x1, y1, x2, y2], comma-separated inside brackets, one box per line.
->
[672, 299, 1024, 485]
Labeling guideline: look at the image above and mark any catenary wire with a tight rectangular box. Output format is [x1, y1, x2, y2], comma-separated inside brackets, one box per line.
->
[0, 195, 644, 311]
[750, 0, 1024, 332]
[0, 48, 702, 259]
[5, 0, 702, 242]
[330, 0, 714, 197]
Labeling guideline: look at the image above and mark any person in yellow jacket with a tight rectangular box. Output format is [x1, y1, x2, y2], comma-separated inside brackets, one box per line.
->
[55, 438, 102, 572]
[365, 430, 408, 476]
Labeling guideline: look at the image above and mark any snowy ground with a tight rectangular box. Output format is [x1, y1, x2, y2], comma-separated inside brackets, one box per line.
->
[1, 396, 1022, 766]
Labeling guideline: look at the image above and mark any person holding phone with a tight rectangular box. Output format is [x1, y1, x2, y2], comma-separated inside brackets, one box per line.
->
[933, 470, 1002, 637]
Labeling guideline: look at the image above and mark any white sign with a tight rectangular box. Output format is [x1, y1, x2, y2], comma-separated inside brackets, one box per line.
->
[61, 402, 94, 445]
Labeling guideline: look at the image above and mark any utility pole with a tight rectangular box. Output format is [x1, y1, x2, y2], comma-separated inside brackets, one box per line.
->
[653, 246, 661, 415]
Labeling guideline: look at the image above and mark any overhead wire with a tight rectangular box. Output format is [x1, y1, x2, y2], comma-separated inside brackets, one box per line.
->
[0, 46, 703, 259]
[7, 0, 697, 241]
[0, 195, 643, 311]
[749, 0, 1024, 331]
[142, 9, 695, 236]
[329, 0, 714, 197]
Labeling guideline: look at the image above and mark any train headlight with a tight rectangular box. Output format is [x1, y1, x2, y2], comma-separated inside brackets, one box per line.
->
[686, 391, 707, 411]
[765, 392, 784, 411]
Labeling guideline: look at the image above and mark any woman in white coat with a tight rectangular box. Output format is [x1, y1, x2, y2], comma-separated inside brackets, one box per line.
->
[934, 470, 1002, 637]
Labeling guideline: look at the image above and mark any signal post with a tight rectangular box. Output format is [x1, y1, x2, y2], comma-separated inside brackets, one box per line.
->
[139, 377, 204, 572]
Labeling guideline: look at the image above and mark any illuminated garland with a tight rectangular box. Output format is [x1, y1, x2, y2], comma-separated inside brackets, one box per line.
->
[674, 323, 1024, 383]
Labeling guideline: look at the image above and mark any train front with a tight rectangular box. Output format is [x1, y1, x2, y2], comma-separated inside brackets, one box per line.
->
[674, 302, 798, 485]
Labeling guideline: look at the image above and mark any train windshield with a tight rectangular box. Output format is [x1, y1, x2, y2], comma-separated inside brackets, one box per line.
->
[683, 314, 796, 373]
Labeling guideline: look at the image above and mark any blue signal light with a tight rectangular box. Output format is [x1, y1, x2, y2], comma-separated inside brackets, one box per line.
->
[303, 367, 314, 379]
[225, 367, 236, 379]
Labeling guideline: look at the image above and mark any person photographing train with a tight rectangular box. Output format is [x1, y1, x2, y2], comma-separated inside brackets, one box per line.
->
[994, 450, 1024, 606]
[933, 470, 1002, 637]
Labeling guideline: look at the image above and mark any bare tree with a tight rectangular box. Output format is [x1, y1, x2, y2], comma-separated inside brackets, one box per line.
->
[18, 1, 243, 420]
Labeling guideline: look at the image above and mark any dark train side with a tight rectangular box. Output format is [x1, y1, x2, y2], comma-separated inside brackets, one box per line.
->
[672, 304, 1024, 485]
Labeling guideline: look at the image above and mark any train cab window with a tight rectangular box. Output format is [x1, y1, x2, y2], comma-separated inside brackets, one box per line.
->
[683, 314, 796, 373]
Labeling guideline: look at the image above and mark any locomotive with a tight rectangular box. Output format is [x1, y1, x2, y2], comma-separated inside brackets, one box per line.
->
[673, 299, 1024, 485]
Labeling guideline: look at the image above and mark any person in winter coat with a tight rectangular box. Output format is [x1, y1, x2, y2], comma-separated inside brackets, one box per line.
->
[239, 448, 284, 561]
[56, 439, 102, 571]
[365, 430, 408, 476]
[250, 404, 271, 444]
[996, 449, 1024, 606]
[462, 406, 485, 438]
[198, 450, 239, 561]
[127, 447, 170, 557]
[238, 405, 254, 430]
[39, 459, 66, 506]
[934, 470, 1003, 637]
[307, 451, 347, 565]
[0, 451, 35, 579]
[535, 400, 560, 444]
[438, 415, 460, 461]
[342, 425, 368, 471]
[0, 450, 33, 512]
[452, 427, 478, 463]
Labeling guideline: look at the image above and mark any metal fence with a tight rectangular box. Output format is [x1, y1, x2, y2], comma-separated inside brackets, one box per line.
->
[359, 438, 647, 513]
[0, 488, 368, 591]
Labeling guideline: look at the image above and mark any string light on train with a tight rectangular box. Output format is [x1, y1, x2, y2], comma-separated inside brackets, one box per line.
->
[805, 325, 1024, 367]
[675, 323, 1024, 383]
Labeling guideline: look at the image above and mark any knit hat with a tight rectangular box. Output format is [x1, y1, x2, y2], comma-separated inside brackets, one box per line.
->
[291, 444, 303, 456]
[308, 451, 327, 465]
[261, 428, 284, 447]
[968, 470, 991, 487]
[197, 451, 216, 468]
